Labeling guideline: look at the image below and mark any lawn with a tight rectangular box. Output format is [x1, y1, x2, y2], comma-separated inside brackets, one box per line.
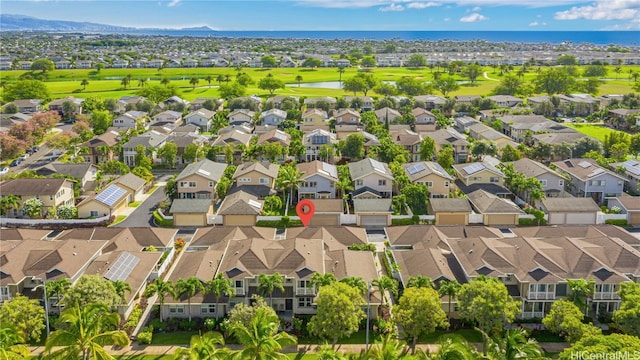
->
[150, 331, 197, 345]
[110, 215, 128, 226]
[146, 185, 159, 195]
[417, 329, 483, 343]
[563, 123, 627, 142]
[129, 201, 141, 208]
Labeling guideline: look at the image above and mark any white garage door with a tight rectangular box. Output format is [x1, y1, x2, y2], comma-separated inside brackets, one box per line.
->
[566, 212, 596, 224]
[360, 215, 388, 228]
[548, 213, 566, 225]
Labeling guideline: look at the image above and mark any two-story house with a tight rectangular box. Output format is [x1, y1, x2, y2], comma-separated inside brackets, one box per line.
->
[297, 160, 338, 200]
[334, 108, 361, 125]
[266, 96, 299, 109]
[80, 130, 120, 164]
[413, 95, 446, 110]
[452, 160, 511, 197]
[211, 129, 254, 164]
[228, 109, 256, 126]
[411, 108, 437, 132]
[49, 96, 85, 117]
[304, 96, 337, 109]
[34, 163, 98, 191]
[175, 159, 228, 200]
[429, 128, 469, 163]
[184, 109, 215, 132]
[390, 129, 422, 162]
[167, 132, 209, 166]
[402, 161, 454, 198]
[487, 95, 523, 108]
[231, 162, 280, 199]
[7, 99, 43, 113]
[259, 109, 287, 127]
[348, 158, 394, 199]
[112, 111, 148, 130]
[343, 96, 374, 111]
[301, 108, 328, 128]
[190, 98, 222, 112]
[303, 129, 338, 162]
[374, 107, 401, 124]
[152, 110, 183, 126]
[0, 178, 75, 218]
[553, 158, 626, 205]
[121, 131, 168, 167]
[507, 158, 566, 198]
[611, 159, 640, 193]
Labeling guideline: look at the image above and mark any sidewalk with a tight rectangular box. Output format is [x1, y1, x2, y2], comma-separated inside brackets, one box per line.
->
[113, 181, 166, 220]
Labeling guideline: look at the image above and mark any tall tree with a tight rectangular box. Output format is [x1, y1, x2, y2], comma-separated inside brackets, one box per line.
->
[567, 278, 595, 317]
[112, 280, 132, 305]
[144, 279, 174, 322]
[534, 67, 576, 95]
[229, 307, 296, 360]
[308, 282, 366, 347]
[483, 328, 544, 360]
[543, 300, 600, 344]
[204, 274, 235, 319]
[558, 334, 640, 360]
[63, 274, 120, 309]
[372, 276, 398, 305]
[406, 276, 435, 289]
[46, 278, 72, 315]
[0, 323, 30, 360]
[434, 77, 460, 97]
[158, 142, 178, 169]
[275, 165, 304, 213]
[0, 295, 46, 343]
[310, 273, 337, 290]
[257, 273, 285, 306]
[419, 136, 437, 161]
[395, 287, 448, 352]
[44, 303, 129, 360]
[173, 277, 204, 322]
[174, 331, 230, 360]
[415, 335, 478, 360]
[438, 280, 461, 325]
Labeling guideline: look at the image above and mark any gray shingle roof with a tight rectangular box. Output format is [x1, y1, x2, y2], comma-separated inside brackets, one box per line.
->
[170, 199, 212, 213]
[348, 158, 392, 180]
[217, 190, 263, 215]
[176, 159, 228, 182]
[353, 199, 392, 213]
[541, 198, 600, 213]
[429, 198, 472, 213]
[467, 189, 522, 214]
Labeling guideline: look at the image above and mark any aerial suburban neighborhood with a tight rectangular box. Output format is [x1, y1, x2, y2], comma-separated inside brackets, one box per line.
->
[2, 29, 640, 359]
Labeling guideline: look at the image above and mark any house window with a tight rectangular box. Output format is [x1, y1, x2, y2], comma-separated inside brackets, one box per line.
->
[180, 181, 197, 188]
[489, 177, 500, 183]
[90, 211, 99, 217]
[259, 178, 269, 184]
[559, 180, 564, 186]
[169, 305, 185, 314]
[589, 180, 606, 186]
[238, 178, 251, 183]
[378, 180, 387, 186]
[444, 181, 450, 188]
[355, 180, 363, 186]
[235, 280, 243, 288]
[425, 181, 433, 187]
[298, 297, 313, 308]
[50, 195, 54, 200]
[201, 304, 216, 314]
[298, 280, 311, 288]
[470, 176, 482, 181]
[539, 180, 547, 187]
[209, 181, 214, 188]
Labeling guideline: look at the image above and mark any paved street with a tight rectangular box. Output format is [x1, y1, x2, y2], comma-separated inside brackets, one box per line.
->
[113, 184, 166, 228]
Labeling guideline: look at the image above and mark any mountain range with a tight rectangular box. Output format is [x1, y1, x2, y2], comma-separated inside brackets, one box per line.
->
[0, 14, 214, 33]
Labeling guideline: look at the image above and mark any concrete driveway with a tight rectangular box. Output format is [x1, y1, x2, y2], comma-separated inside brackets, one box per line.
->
[113, 185, 166, 228]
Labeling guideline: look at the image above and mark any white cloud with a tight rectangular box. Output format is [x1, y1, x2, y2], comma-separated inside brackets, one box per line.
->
[406, 1, 441, 9]
[468, 6, 481, 12]
[444, 17, 451, 21]
[295, 0, 583, 9]
[460, 12, 487, 22]
[529, 21, 547, 26]
[379, 3, 404, 11]
[167, 0, 181, 7]
[554, 0, 640, 20]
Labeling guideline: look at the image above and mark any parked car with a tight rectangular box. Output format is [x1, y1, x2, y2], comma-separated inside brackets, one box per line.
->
[63, 119, 76, 124]
[20, 153, 29, 160]
[32, 146, 40, 152]
[10, 159, 21, 167]
[0, 167, 8, 175]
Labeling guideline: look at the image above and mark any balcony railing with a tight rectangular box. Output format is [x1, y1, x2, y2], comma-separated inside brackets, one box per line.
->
[593, 292, 620, 300]
[527, 292, 556, 300]
[520, 311, 545, 319]
[296, 288, 316, 296]
[234, 288, 245, 296]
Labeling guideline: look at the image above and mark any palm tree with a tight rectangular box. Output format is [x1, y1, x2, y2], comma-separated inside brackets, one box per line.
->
[406, 276, 435, 289]
[229, 307, 297, 360]
[204, 274, 234, 319]
[0, 323, 30, 360]
[483, 328, 544, 360]
[120, 77, 130, 89]
[310, 273, 337, 291]
[339, 277, 368, 295]
[372, 276, 398, 305]
[44, 303, 129, 360]
[204, 75, 214, 87]
[415, 335, 477, 360]
[137, 78, 147, 88]
[438, 280, 461, 326]
[144, 279, 174, 322]
[173, 277, 205, 322]
[190, 77, 200, 89]
[335, 177, 354, 199]
[0, 194, 21, 216]
[567, 278, 595, 317]
[367, 334, 405, 360]
[46, 278, 72, 315]
[615, 66, 622, 80]
[113, 280, 132, 305]
[216, 74, 225, 85]
[295, 75, 303, 87]
[337, 66, 345, 83]
[174, 331, 231, 360]
[275, 165, 305, 214]
[80, 79, 89, 90]
[257, 273, 285, 306]
[161, 77, 171, 87]
[316, 345, 347, 360]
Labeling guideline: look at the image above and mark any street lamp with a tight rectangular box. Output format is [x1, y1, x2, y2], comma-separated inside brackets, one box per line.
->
[365, 284, 375, 351]
[32, 279, 50, 337]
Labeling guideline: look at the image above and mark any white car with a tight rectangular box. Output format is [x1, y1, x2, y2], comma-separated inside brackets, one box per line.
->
[0, 167, 9, 175]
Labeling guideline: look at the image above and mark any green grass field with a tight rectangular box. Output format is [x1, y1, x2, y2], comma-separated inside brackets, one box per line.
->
[2, 65, 638, 102]
[563, 123, 627, 141]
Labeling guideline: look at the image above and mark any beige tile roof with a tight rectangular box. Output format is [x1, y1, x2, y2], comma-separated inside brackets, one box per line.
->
[233, 161, 280, 179]
[297, 160, 338, 181]
[552, 158, 626, 182]
[217, 190, 263, 215]
[0, 178, 72, 196]
[541, 197, 600, 213]
[467, 190, 522, 214]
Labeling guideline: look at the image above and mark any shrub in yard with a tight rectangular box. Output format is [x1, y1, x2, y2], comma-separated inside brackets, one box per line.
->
[149, 319, 167, 332]
[124, 305, 144, 333]
[174, 238, 186, 252]
[204, 318, 217, 331]
[605, 219, 628, 226]
[179, 318, 197, 331]
[137, 326, 153, 345]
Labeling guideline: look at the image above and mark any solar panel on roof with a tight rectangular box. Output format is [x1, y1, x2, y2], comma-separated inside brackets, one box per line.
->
[311, 135, 327, 145]
[589, 168, 605, 177]
[463, 163, 484, 175]
[198, 168, 211, 176]
[95, 184, 127, 207]
[274, 132, 288, 141]
[407, 163, 426, 175]
[578, 161, 592, 168]
[104, 252, 140, 282]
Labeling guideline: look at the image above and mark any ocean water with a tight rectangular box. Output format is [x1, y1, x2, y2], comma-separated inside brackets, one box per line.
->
[131, 30, 640, 46]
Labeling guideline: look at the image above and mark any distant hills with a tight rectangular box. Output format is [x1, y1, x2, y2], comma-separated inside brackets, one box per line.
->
[0, 14, 214, 33]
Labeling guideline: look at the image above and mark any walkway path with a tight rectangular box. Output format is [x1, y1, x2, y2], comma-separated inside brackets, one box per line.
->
[483, 72, 499, 81]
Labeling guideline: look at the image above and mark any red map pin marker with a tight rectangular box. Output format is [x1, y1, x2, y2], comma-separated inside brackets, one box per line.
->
[296, 199, 315, 227]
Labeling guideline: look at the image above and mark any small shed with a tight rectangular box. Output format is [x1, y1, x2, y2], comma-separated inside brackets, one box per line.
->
[170, 199, 213, 227]
[354, 199, 392, 228]
[308, 199, 343, 226]
[428, 198, 471, 225]
[540, 197, 599, 225]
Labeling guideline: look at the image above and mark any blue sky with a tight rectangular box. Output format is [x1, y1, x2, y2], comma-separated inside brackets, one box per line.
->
[2, 0, 640, 30]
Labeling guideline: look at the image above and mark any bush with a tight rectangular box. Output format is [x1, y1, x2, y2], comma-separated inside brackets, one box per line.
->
[153, 209, 173, 227]
[255, 219, 303, 227]
[391, 217, 416, 226]
[124, 305, 144, 333]
[204, 318, 217, 331]
[149, 319, 168, 333]
[605, 219, 628, 226]
[137, 326, 153, 345]
[174, 238, 186, 252]
[347, 243, 376, 252]
[179, 319, 197, 331]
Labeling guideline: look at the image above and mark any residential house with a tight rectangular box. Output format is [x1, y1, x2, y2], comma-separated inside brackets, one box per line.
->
[75, 60, 93, 69]
[116, 96, 146, 114]
[211, 129, 254, 164]
[488, 95, 523, 108]
[168, 133, 209, 166]
[54, 60, 71, 69]
[454, 95, 481, 105]
[7, 99, 43, 113]
[507, 158, 566, 198]
[80, 130, 120, 164]
[234, 96, 263, 110]
[411, 108, 437, 132]
[0, 178, 75, 218]
[112, 111, 148, 130]
[259, 109, 287, 127]
[468, 123, 519, 149]
[185, 109, 215, 132]
[296, 160, 338, 200]
[343, 96, 373, 111]
[496, 115, 570, 143]
[34, 163, 98, 191]
[170, 199, 214, 227]
[348, 158, 393, 199]
[552, 158, 626, 205]
[49, 96, 84, 116]
[228, 109, 255, 126]
[112, 59, 129, 68]
[531, 132, 585, 150]
[304, 97, 337, 109]
[413, 95, 446, 110]
[390, 129, 422, 162]
[152, 110, 183, 126]
[611, 160, 640, 193]
[303, 129, 338, 162]
[453, 160, 505, 187]
[466, 189, 522, 226]
[230, 162, 280, 199]
[190, 98, 222, 112]
[354, 198, 392, 228]
[608, 197, 640, 226]
[301, 108, 328, 128]
[112, 173, 147, 202]
[121, 131, 168, 167]
[175, 159, 228, 200]
[540, 198, 600, 225]
[77, 183, 129, 218]
[428, 198, 472, 225]
[334, 124, 364, 140]
[558, 94, 599, 116]
[429, 128, 469, 163]
[256, 129, 291, 160]
[454, 116, 480, 133]
[608, 108, 640, 130]
[374, 107, 401, 124]
[402, 161, 454, 198]
[266, 96, 299, 109]
[334, 109, 361, 125]
[217, 190, 264, 226]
